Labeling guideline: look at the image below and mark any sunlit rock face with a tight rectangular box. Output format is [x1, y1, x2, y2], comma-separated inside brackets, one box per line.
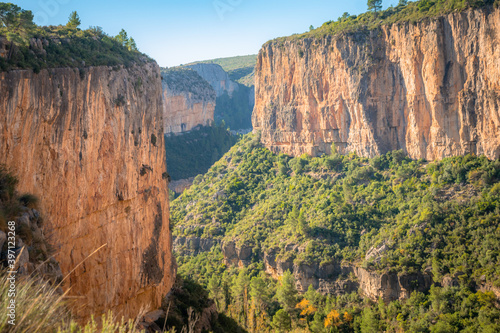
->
[253, 8, 500, 160]
[0, 62, 175, 320]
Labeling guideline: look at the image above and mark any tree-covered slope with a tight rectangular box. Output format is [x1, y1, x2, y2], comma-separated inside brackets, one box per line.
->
[173, 134, 500, 286]
[165, 124, 239, 180]
[171, 134, 500, 332]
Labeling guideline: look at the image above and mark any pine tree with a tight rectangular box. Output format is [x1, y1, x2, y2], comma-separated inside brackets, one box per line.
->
[276, 270, 298, 313]
[0, 3, 34, 59]
[115, 29, 128, 46]
[126, 37, 138, 51]
[272, 309, 291, 332]
[249, 276, 270, 311]
[66, 11, 81, 28]
[367, 0, 382, 12]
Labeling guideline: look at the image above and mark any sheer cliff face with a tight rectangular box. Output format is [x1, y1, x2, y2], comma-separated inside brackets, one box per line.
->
[0, 63, 175, 319]
[253, 8, 500, 160]
[162, 68, 216, 134]
[187, 63, 239, 97]
[162, 90, 215, 134]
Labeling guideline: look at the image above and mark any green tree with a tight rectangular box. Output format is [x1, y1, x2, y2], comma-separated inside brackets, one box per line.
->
[249, 276, 270, 311]
[272, 309, 291, 332]
[276, 270, 297, 313]
[309, 25, 314, 31]
[207, 275, 223, 310]
[310, 312, 325, 333]
[0, 3, 34, 59]
[66, 11, 81, 28]
[115, 28, 129, 46]
[360, 307, 379, 333]
[398, 0, 408, 6]
[367, 0, 383, 12]
[126, 37, 138, 51]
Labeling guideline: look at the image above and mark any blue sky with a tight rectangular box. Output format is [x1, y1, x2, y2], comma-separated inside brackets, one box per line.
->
[12, 0, 399, 67]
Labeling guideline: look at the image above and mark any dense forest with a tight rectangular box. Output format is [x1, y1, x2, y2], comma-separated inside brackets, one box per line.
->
[171, 134, 500, 332]
[214, 85, 253, 131]
[164, 124, 239, 180]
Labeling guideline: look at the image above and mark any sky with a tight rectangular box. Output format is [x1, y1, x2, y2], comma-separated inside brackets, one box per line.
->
[12, 0, 399, 67]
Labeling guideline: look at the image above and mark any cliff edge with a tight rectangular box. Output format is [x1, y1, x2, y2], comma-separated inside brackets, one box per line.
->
[253, 7, 500, 160]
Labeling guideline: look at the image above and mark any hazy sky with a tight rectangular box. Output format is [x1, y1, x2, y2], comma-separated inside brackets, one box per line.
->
[12, 0, 399, 67]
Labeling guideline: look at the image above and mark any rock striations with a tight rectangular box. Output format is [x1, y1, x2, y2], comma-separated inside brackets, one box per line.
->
[162, 67, 216, 134]
[0, 63, 175, 320]
[186, 63, 239, 98]
[253, 7, 500, 160]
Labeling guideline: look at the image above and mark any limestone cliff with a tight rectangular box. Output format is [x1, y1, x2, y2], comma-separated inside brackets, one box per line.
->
[221, 240, 432, 302]
[162, 67, 216, 134]
[0, 63, 175, 320]
[253, 7, 500, 160]
[186, 63, 239, 97]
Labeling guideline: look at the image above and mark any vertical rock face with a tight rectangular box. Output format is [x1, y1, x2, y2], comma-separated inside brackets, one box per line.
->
[0, 63, 175, 320]
[162, 68, 216, 134]
[186, 63, 239, 97]
[253, 8, 500, 160]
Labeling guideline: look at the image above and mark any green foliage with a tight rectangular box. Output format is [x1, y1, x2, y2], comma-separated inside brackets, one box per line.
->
[272, 309, 291, 332]
[165, 124, 239, 180]
[276, 270, 298, 313]
[271, 0, 495, 44]
[188, 55, 257, 86]
[367, 0, 383, 12]
[214, 85, 253, 130]
[173, 134, 500, 331]
[161, 66, 215, 97]
[66, 11, 81, 29]
[0, 4, 146, 72]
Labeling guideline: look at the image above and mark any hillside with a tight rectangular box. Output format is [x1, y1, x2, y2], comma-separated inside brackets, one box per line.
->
[188, 54, 257, 87]
[171, 134, 500, 332]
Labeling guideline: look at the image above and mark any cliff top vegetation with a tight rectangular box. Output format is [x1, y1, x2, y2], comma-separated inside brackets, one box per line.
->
[269, 0, 499, 44]
[0, 3, 150, 72]
[188, 55, 257, 87]
[161, 66, 216, 98]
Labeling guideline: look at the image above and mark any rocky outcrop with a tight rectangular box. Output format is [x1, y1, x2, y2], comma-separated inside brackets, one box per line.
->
[221, 242, 432, 302]
[173, 236, 219, 256]
[162, 68, 216, 134]
[253, 7, 500, 160]
[169, 177, 195, 194]
[186, 63, 239, 97]
[0, 63, 175, 320]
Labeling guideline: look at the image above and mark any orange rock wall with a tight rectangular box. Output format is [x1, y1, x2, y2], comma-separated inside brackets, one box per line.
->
[163, 91, 214, 134]
[0, 63, 175, 320]
[253, 8, 500, 160]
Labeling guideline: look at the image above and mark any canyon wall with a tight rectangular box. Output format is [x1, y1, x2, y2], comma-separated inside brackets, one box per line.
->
[253, 7, 500, 160]
[162, 68, 216, 134]
[0, 62, 175, 320]
[186, 63, 239, 97]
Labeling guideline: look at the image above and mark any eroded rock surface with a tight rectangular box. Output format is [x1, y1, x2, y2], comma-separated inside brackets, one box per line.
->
[253, 8, 500, 160]
[0, 63, 175, 320]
